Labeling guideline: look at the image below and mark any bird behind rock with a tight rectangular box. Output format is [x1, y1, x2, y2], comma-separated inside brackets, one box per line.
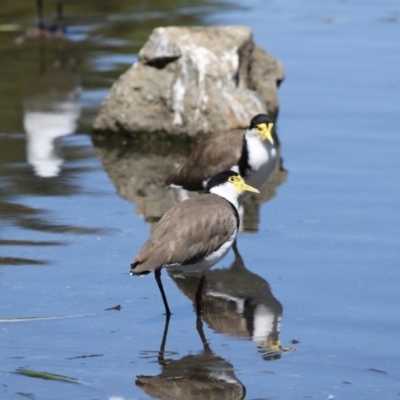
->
[165, 114, 276, 191]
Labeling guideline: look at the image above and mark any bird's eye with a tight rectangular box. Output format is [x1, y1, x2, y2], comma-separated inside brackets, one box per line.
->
[228, 176, 235, 183]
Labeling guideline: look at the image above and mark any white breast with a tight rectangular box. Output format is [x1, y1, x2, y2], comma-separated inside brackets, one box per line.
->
[245, 137, 277, 188]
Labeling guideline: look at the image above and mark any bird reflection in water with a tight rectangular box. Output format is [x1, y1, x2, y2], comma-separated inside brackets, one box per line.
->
[92, 131, 287, 233]
[136, 316, 246, 400]
[22, 42, 80, 178]
[168, 241, 289, 361]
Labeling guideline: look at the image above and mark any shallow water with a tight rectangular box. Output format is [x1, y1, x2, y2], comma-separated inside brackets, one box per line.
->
[1, 1, 400, 399]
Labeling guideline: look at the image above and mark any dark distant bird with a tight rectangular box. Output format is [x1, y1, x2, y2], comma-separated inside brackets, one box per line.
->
[24, 0, 65, 39]
[165, 114, 276, 191]
[130, 171, 259, 316]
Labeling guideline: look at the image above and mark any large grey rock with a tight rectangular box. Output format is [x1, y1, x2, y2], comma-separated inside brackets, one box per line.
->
[93, 26, 284, 135]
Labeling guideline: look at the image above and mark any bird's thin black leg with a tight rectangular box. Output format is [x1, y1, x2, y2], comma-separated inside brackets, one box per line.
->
[36, 0, 45, 29]
[154, 269, 171, 317]
[157, 313, 171, 365]
[195, 273, 207, 316]
[232, 237, 239, 255]
[196, 314, 212, 354]
[56, 0, 63, 21]
[56, 0, 64, 30]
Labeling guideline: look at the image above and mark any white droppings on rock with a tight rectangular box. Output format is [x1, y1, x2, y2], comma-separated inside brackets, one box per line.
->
[94, 26, 285, 135]
[221, 46, 239, 82]
[222, 90, 263, 124]
[182, 44, 218, 122]
[172, 77, 185, 125]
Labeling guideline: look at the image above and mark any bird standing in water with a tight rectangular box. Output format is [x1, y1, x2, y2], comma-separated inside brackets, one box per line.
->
[165, 114, 276, 192]
[130, 171, 259, 316]
[23, 0, 65, 39]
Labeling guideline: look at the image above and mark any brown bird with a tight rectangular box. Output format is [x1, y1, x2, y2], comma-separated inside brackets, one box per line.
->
[165, 114, 276, 191]
[130, 170, 259, 316]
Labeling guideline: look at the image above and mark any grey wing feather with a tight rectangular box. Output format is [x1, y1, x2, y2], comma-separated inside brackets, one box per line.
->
[131, 195, 237, 274]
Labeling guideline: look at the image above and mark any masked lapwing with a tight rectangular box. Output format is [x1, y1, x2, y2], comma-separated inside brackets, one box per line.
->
[130, 170, 259, 316]
[165, 114, 276, 191]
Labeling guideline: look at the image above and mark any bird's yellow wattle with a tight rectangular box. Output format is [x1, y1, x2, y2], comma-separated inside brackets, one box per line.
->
[231, 175, 260, 194]
[257, 122, 274, 144]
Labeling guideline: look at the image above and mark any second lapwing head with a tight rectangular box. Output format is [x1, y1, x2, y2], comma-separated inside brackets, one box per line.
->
[247, 114, 274, 144]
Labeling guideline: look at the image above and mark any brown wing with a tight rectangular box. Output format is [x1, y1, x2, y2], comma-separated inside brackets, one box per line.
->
[131, 195, 237, 274]
[165, 129, 245, 190]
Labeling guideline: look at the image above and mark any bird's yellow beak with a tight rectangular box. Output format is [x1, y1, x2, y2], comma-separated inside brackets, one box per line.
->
[257, 122, 274, 144]
[231, 175, 260, 194]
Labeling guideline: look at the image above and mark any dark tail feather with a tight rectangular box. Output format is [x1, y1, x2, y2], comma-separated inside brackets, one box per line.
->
[130, 261, 150, 276]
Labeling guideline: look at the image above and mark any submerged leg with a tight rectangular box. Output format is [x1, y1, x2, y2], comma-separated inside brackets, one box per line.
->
[157, 314, 171, 365]
[154, 269, 171, 317]
[196, 315, 212, 354]
[195, 273, 207, 316]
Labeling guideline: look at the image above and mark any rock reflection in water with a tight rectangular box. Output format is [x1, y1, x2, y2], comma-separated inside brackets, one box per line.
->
[168, 242, 283, 361]
[92, 131, 287, 233]
[23, 42, 81, 178]
[136, 317, 245, 400]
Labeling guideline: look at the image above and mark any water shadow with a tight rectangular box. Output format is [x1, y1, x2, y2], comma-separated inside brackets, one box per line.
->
[168, 241, 284, 360]
[0, 256, 49, 266]
[0, 199, 105, 236]
[92, 129, 287, 233]
[0, 198, 106, 269]
[136, 316, 246, 400]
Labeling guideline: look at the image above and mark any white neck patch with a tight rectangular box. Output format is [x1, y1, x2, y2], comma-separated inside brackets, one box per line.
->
[209, 181, 240, 212]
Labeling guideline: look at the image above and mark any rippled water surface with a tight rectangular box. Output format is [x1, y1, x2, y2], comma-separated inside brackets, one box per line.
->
[1, 1, 400, 399]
